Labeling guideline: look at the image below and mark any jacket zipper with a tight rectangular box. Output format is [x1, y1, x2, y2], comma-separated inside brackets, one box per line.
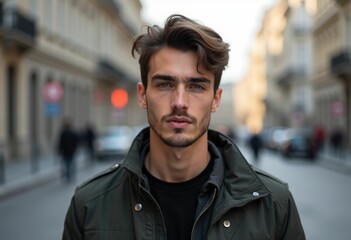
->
[139, 183, 168, 240]
[190, 188, 218, 240]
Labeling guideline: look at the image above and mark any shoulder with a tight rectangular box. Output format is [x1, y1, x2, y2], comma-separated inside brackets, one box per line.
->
[253, 166, 288, 189]
[78, 163, 122, 187]
[252, 166, 294, 211]
[73, 162, 127, 207]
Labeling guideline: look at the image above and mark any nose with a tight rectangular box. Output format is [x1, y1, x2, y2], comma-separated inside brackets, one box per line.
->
[171, 86, 189, 111]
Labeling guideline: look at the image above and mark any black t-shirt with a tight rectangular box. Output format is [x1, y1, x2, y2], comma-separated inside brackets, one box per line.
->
[143, 159, 213, 240]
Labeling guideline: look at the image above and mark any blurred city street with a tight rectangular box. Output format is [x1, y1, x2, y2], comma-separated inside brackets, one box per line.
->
[0, 146, 350, 240]
[1, 0, 351, 239]
[0, 155, 120, 240]
[241, 145, 351, 240]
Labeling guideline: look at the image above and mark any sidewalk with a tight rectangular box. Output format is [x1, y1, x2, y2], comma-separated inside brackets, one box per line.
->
[317, 148, 351, 175]
[0, 150, 87, 201]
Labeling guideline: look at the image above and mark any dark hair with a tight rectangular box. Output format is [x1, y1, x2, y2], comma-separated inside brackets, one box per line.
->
[132, 14, 230, 91]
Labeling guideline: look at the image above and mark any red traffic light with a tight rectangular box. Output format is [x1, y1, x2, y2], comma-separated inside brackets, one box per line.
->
[111, 88, 128, 108]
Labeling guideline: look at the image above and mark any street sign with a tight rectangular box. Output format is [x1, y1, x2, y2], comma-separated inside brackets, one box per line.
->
[331, 101, 344, 116]
[45, 102, 60, 117]
[44, 81, 63, 102]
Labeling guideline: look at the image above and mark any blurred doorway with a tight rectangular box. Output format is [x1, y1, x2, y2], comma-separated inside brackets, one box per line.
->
[29, 72, 39, 159]
[7, 65, 17, 159]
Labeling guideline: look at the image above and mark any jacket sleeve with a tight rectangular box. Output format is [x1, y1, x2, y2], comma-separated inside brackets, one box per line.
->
[281, 190, 306, 240]
[62, 196, 84, 240]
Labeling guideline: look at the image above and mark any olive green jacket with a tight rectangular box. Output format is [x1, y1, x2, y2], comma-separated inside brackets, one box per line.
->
[62, 128, 305, 239]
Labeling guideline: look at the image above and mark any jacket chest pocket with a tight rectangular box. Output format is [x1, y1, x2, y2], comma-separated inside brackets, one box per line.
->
[207, 209, 277, 240]
[207, 210, 244, 239]
[208, 209, 277, 240]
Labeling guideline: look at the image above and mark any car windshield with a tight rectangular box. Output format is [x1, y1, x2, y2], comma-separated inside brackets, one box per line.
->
[101, 127, 132, 138]
[292, 137, 305, 144]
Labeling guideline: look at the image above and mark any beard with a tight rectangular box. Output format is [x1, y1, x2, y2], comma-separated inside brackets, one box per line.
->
[150, 124, 208, 147]
[148, 108, 211, 148]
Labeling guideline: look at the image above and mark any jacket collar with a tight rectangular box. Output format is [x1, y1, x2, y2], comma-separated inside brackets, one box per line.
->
[122, 127, 269, 201]
[208, 130, 269, 202]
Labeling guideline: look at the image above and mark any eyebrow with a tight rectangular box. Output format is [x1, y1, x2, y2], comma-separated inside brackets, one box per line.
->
[151, 74, 175, 81]
[151, 74, 211, 84]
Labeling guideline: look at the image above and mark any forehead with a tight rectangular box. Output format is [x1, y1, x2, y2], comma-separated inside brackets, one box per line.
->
[148, 47, 214, 81]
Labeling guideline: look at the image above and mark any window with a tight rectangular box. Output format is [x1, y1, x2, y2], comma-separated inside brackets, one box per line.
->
[28, 0, 38, 16]
[45, 0, 53, 31]
[58, 0, 66, 36]
[297, 44, 307, 73]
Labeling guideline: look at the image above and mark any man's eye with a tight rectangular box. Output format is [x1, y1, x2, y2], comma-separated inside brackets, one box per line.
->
[190, 84, 205, 91]
[157, 82, 172, 89]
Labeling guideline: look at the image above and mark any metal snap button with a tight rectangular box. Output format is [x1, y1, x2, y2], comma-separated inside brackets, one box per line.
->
[253, 191, 259, 197]
[134, 203, 143, 211]
[223, 220, 231, 228]
[111, 163, 119, 170]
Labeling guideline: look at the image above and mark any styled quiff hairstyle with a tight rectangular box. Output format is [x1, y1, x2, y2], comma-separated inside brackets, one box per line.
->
[132, 14, 230, 91]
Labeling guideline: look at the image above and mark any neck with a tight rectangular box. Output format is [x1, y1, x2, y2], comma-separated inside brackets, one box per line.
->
[145, 133, 210, 183]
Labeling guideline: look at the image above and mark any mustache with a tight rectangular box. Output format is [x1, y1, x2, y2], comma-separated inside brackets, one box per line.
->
[161, 109, 196, 123]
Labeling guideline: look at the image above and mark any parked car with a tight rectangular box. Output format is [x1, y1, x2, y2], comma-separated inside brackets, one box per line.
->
[262, 126, 290, 151]
[94, 125, 134, 160]
[280, 132, 316, 160]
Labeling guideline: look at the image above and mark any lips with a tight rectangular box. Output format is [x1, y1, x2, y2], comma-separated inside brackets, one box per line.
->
[166, 116, 192, 128]
[167, 116, 191, 122]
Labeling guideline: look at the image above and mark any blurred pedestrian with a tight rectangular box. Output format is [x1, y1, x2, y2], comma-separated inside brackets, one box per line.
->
[63, 14, 305, 239]
[83, 123, 96, 164]
[330, 127, 344, 157]
[314, 124, 326, 152]
[249, 131, 263, 163]
[57, 119, 79, 183]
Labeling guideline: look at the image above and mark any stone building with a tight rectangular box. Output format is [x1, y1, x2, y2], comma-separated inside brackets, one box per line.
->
[314, 0, 351, 146]
[235, 0, 316, 133]
[273, 0, 315, 128]
[0, 0, 144, 161]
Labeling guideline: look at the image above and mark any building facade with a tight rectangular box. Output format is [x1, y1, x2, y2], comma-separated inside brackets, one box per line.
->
[236, 0, 351, 152]
[235, 0, 316, 134]
[234, 29, 267, 133]
[313, 0, 351, 147]
[274, 0, 315, 128]
[235, 0, 289, 132]
[0, 0, 144, 162]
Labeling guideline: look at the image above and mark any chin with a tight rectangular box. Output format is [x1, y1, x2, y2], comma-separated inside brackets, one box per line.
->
[163, 137, 195, 148]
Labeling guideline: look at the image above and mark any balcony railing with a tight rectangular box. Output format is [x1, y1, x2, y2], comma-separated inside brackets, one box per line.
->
[98, 0, 138, 35]
[334, 0, 350, 6]
[0, 6, 36, 51]
[96, 59, 137, 85]
[331, 49, 351, 79]
[276, 68, 306, 87]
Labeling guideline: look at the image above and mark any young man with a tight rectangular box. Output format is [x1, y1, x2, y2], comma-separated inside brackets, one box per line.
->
[62, 14, 305, 239]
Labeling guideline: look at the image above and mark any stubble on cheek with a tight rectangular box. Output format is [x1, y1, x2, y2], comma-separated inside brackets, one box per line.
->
[145, 95, 165, 129]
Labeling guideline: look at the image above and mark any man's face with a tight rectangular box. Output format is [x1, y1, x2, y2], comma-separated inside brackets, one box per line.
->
[137, 47, 222, 148]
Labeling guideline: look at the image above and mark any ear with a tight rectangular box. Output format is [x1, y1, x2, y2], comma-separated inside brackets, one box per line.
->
[211, 87, 222, 112]
[137, 82, 147, 109]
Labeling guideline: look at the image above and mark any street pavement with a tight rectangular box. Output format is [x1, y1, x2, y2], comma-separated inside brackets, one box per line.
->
[0, 157, 117, 240]
[240, 145, 351, 240]
[0, 150, 87, 201]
